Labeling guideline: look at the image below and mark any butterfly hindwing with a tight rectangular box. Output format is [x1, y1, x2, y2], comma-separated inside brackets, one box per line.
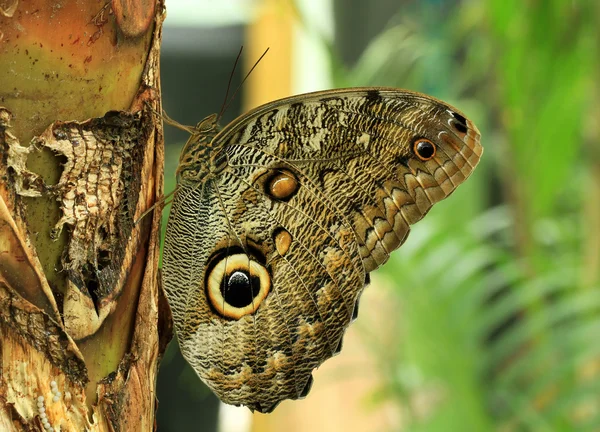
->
[162, 88, 482, 412]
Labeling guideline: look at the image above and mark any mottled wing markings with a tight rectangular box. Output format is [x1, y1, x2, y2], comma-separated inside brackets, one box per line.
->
[162, 88, 482, 413]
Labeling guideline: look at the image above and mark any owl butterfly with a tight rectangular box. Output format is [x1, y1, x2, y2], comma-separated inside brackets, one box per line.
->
[162, 88, 482, 413]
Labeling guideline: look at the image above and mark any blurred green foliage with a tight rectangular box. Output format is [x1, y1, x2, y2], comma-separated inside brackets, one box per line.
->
[322, 0, 599, 430]
[160, 0, 598, 430]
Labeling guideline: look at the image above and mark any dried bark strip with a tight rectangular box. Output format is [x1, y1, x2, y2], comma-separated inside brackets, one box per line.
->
[0, 0, 168, 430]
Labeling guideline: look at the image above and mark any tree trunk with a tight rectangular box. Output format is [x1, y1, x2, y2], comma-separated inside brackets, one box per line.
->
[0, 1, 169, 430]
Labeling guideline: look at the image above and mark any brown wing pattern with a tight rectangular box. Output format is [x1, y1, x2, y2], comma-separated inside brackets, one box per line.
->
[162, 88, 482, 413]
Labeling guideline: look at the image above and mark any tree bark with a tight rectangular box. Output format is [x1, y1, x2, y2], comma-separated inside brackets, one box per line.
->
[0, 1, 169, 430]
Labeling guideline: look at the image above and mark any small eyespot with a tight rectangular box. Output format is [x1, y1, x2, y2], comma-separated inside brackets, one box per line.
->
[449, 111, 468, 134]
[413, 138, 436, 161]
[206, 253, 271, 319]
[265, 170, 299, 201]
[450, 110, 467, 124]
[273, 228, 292, 256]
[451, 119, 468, 134]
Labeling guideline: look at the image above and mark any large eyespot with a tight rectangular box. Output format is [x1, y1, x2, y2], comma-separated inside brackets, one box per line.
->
[206, 253, 271, 319]
[413, 138, 436, 161]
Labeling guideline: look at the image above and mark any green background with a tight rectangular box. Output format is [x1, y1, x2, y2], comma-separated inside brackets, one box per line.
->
[157, 1, 599, 430]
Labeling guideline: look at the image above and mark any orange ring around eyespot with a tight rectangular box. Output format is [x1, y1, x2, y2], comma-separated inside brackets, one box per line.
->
[413, 138, 436, 161]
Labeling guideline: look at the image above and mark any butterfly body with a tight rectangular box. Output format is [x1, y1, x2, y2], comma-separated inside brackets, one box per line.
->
[162, 88, 482, 413]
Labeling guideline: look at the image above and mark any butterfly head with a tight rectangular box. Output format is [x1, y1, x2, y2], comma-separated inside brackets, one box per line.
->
[176, 113, 225, 182]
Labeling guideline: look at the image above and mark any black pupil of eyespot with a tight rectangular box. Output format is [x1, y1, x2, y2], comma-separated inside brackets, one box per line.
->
[416, 141, 435, 159]
[221, 270, 261, 308]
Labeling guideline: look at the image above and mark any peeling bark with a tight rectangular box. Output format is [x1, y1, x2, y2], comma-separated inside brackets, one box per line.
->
[0, 0, 169, 430]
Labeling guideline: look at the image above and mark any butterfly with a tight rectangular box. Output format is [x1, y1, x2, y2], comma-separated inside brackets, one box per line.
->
[161, 88, 482, 413]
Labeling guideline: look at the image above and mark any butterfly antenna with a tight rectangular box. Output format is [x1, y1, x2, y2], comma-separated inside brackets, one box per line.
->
[217, 46, 244, 122]
[217, 47, 270, 122]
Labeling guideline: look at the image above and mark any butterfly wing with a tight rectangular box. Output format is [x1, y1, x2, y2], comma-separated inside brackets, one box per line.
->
[162, 88, 482, 412]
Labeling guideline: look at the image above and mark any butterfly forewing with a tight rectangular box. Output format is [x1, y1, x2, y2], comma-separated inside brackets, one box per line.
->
[162, 88, 482, 413]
